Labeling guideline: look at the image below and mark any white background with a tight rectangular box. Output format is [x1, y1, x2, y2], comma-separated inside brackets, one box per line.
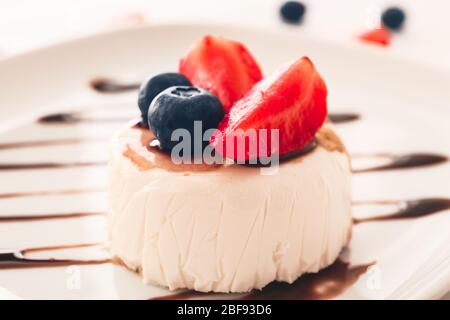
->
[0, 0, 449, 299]
[1, 0, 450, 70]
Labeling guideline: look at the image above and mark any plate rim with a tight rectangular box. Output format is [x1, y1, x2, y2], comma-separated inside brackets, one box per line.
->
[1, 22, 450, 79]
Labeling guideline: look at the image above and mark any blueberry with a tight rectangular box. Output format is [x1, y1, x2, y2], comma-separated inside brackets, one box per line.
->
[148, 86, 224, 152]
[138, 73, 191, 126]
[280, 1, 306, 24]
[381, 7, 406, 31]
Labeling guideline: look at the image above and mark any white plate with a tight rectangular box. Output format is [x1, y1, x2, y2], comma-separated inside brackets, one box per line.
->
[0, 24, 449, 300]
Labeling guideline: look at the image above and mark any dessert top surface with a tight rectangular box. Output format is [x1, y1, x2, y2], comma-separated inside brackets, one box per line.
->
[115, 121, 347, 173]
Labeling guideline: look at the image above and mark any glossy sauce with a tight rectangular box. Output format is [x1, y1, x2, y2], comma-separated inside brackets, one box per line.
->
[0, 212, 106, 222]
[38, 113, 131, 124]
[0, 161, 106, 171]
[353, 198, 450, 224]
[242, 139, 318, 167]
[242, 260, 373, 300]
[151, 260, 374, 300]
[122, 123, 345, 173]
[353, 153, 448, 173]
[0, 138, 104, 150]
[0, 188, 105, 199]
[0, 243, 111, 270]
[90, 78, 140, 93]
[328, 113, 360, 124]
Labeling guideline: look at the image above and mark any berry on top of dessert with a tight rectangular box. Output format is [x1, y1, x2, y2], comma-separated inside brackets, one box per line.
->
[211, 57, 327, 161]
[179, 35, 263, 113]
[138, 73, 191, 127]
[109, 35, 352, 293]
[148, 86, 224, 152]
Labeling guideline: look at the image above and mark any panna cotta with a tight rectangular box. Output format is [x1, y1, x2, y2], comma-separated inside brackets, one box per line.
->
[109, 122, 352, 292]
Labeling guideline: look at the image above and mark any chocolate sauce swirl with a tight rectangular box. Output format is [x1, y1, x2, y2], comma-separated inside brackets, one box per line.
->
[0, 161, 106, 171]
[0, 243, 110, 270]
[0, 138, 107, 150]
[0, 188, 105, 199]
[353, 198, 450, 224]
[90, 78, 140, 93]
[0, 212, 106, 222]
[328, 113, 360, 124]
[243, 260, 373, 300]
[242, 139, 318, 167]
[352, 153, 448, 173]
[151, 260, 374, 300]
[38, 113, 131, 125]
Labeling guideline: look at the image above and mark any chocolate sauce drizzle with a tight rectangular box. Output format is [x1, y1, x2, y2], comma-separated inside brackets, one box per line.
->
[0, 161, 106, 171]
[38, 113, 131, 125]
[328, 113, 360, 124]
[0, 189, 106, 221]
[278, 139, 318, 162]
[352, 152, 448, 173]
[353, 198, 450, 224]
[0, 212, 106, 222]
[242, 139, 318, 167]
[0, 243, 110, 270]
[151, 260, 374, 300]
[0, 188, 105, 199]
[244, 260, 373, 300]
[0, 138, 107, 150]
[90, 78, 140, 93]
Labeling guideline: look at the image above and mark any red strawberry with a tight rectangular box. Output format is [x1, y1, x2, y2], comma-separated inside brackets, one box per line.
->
[179, 35, 263, 113]
[359, 28, 391, 46]
[210, 57, 327, 161]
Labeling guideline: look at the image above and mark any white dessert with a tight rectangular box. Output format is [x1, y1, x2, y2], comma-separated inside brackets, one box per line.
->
[108, 121, 352, 293]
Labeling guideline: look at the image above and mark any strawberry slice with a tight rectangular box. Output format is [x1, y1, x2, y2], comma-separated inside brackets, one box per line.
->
[179, 35, 263, 113]
[359, 28, 391, 46]
[210, 57, 327, 161]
